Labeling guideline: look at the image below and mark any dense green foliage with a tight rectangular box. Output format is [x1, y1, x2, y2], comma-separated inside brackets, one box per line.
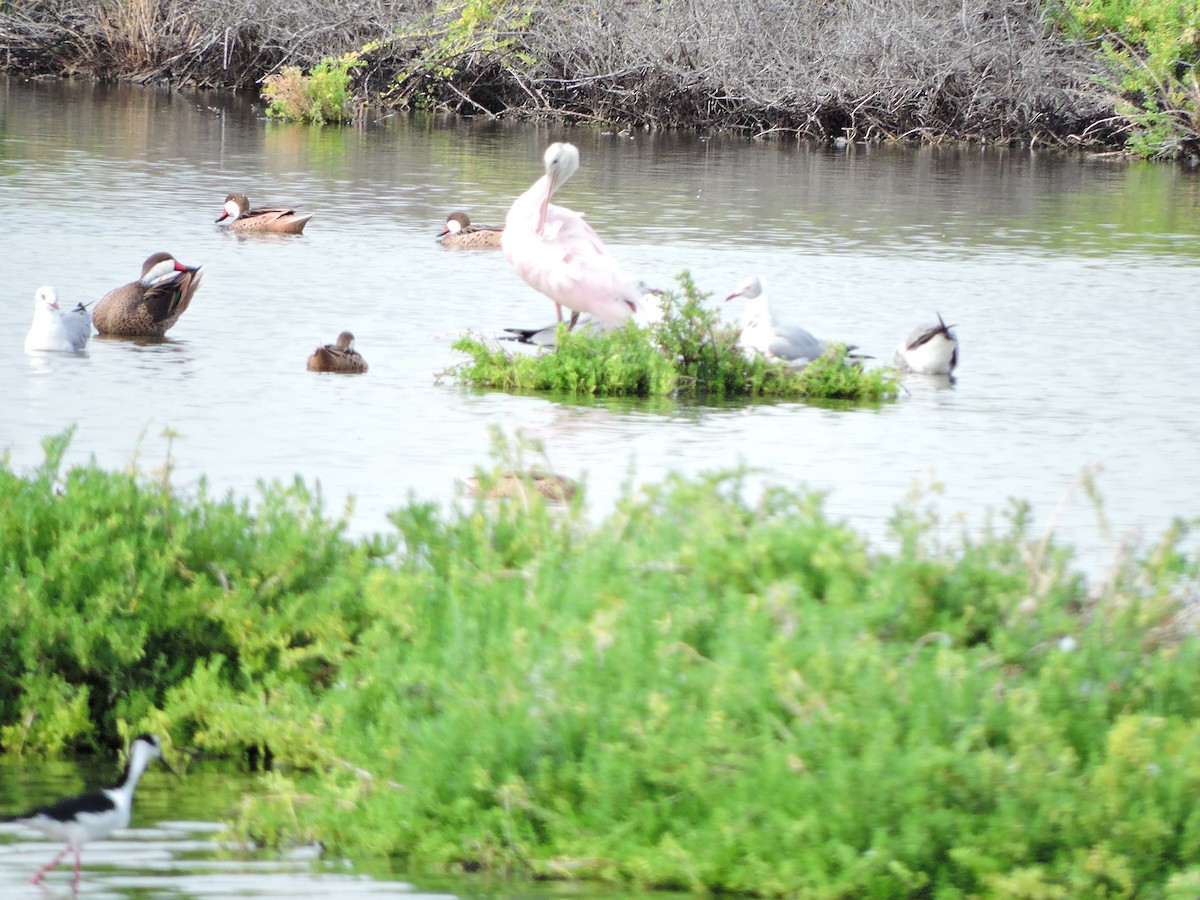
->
[2, 435, 1200, 896]
[449, 274, 898, 402]
[0, 430, 387, 759]
[263, 53, 365, 123]
[1056, 0, 1200, 157]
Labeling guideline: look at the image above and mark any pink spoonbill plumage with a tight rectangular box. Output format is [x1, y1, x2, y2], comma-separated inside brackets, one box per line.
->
[502, 142, 648, 328]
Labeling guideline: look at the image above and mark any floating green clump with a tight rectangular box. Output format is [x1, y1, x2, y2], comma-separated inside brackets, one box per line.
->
[449, 272, 898, 402]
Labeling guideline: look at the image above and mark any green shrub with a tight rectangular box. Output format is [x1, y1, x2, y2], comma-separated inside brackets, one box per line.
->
[0, 430, 386, 757]
[1055, 0, 1200, 157]
[3, 433, 1200, 897]
[385, 0, 535, 109]
[262, 52, 364, 124]
[448, 273, 898, 402]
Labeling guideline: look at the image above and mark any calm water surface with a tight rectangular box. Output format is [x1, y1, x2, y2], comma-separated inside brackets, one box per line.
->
[0, 758, 646, 899]
[2, 76, 1199, 577]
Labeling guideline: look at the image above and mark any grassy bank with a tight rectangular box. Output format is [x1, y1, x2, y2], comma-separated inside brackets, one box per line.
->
[2, 433, 1200, 896]
[2, 0, 1197, 155]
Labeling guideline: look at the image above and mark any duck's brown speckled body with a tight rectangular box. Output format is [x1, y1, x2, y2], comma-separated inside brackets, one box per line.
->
[438, 211, 503, 249]
[463, 472, 578, 503]
[307, 331, 368, 374]
[92, 252, 203, 337]
[217, 192, 313, 234]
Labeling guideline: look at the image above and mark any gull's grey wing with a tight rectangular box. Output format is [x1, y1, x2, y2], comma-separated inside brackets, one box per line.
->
[62, 304, 92, 351]
[768, 324, 825, 363]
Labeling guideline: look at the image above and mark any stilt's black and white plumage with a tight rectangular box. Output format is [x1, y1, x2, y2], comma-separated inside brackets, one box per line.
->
[894, 313, 959, 375]
[2, 733, 172, 889]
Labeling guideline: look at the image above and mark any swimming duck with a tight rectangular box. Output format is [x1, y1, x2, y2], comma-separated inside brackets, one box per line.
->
[24, 286, 92, 352]
[92, 252, 203, 337]
[725, 275, 859, 366]
[895, 314, 959, 375]
[438, 212, 503, 249]
[462, 471, 578, 503]
[307, 331, 368, 374]
[216, 192, 314, 234]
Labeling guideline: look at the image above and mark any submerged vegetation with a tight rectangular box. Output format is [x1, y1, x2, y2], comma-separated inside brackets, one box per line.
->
[1, 0, 1198, 155]
[447, 274, 898, 402]
[2, 432, 1200, 897]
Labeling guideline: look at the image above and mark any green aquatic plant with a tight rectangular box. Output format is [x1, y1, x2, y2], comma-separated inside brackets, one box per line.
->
[262, 52, 365, 124]
[448, 272, 898, 402]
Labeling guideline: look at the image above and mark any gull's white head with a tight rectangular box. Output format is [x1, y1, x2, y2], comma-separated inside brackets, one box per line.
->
[725, 275, 776, 331]
[725, 275, 766, 303]
[34, 285, 60, 312]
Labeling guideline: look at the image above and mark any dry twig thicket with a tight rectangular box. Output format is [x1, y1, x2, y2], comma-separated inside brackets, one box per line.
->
[0, 0, 1118, 145]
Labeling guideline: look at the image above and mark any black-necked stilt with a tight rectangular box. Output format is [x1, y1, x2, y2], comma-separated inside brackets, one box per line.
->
[895, 313, 960, 375]
[2, 732, 176, 889]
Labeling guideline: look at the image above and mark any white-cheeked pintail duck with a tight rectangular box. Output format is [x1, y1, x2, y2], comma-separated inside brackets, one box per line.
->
[307, 331, 368, 374]
[217, 192, 314, 234]
[438, 211, 503, 249]
[92, 252, 204, 337]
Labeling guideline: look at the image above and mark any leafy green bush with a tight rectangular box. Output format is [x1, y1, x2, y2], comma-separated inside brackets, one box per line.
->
[448, 273, 898, 402]
[0, 430, 386, 758]
[1056, 0, 1200, 157]
[385, 0, 535, 109]
[262, 52, 365, 124]
[3, 433, 1200, 897]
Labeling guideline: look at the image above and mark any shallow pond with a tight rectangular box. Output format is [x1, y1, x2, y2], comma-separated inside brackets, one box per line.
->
[2, 76, 1199, 577]
[0, 758, 648, 898]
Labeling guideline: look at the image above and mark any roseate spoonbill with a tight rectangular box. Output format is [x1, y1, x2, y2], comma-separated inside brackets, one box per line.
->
[503, 142, 646, 327]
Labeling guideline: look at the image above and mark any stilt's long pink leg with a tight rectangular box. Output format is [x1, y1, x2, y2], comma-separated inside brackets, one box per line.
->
[30, 846, 72, 884]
